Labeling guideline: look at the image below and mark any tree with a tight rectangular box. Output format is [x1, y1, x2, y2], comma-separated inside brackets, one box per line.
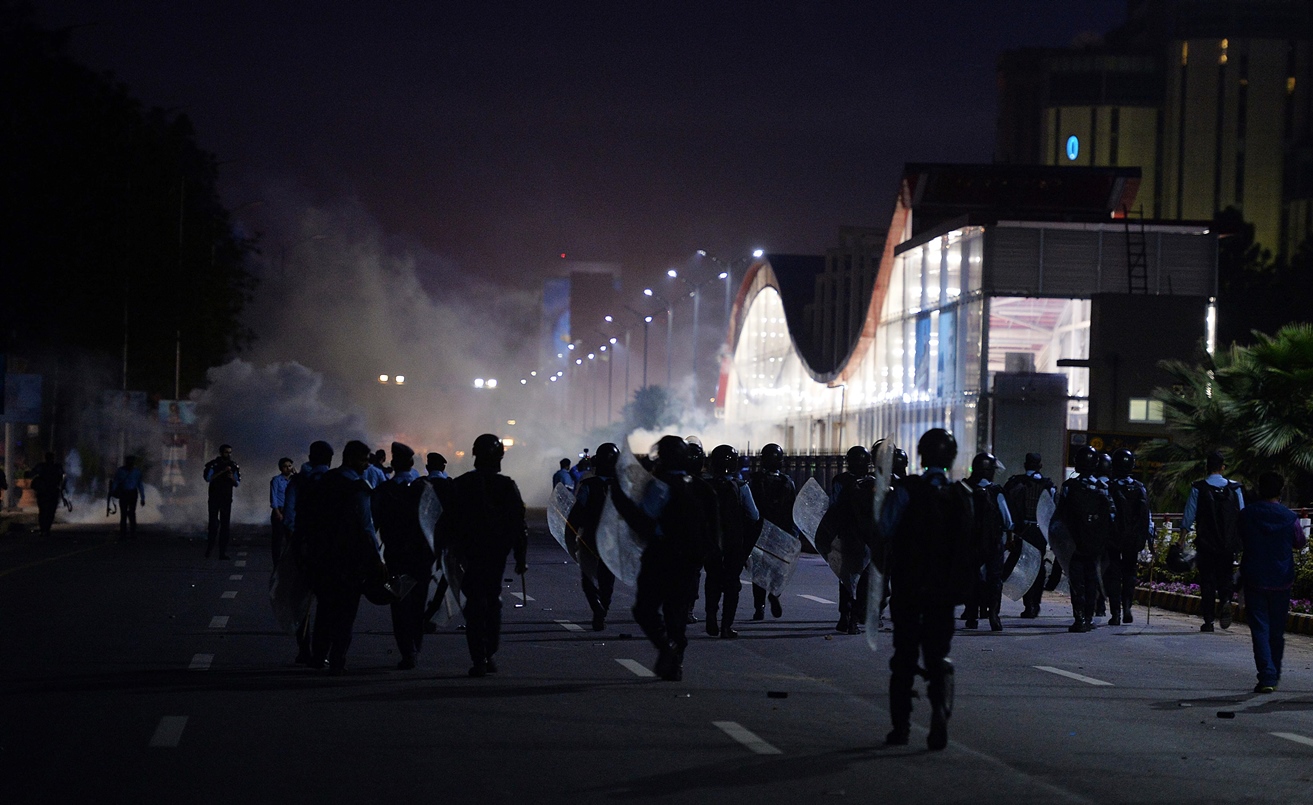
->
[622, 385, 682, 432]
[1144, 324, 1313, 506]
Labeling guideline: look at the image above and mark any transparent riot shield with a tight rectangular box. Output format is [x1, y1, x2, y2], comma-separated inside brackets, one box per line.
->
[748, 520, 803, 598]
[595, 438, 661, 587]
[268, 548, 312, 635]
[1001, 539, 1042, 601]
[864, 563, 884, 653]
[871, 440, 897, 529]
[1036, 490, 1055, 542]
[1048, 517, 1075, 596]
[792, 477, 829, 551]
[547, 481, 578, 560]
[438, 551, 465, 625]
[418, 481, 441, 555]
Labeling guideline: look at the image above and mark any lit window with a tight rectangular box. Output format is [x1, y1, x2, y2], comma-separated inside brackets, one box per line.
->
[1128, 397, 1164, 423]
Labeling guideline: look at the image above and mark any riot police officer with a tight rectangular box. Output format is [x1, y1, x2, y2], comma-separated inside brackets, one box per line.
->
[1105, 449, 1153, 625]
[825, 446, 876, 634]
[566, 442, 620, 631]
[748, 443, 798, 620]
[1002, 453, 1057, 619]
[1054, 445, 1115, 633]
[703, 445, 760, 638]
[964, 453, 1013, 632]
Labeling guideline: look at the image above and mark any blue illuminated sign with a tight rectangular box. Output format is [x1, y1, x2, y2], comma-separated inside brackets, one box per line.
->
[1066, 135, 1080, 161]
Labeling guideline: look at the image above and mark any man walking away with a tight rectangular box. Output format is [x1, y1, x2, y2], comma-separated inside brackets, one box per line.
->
[1002, 453, 1056, 619]
[1239, 472, 1305, 693]
[109, 455, 146, 540]
[283, 441, 334, 665]
[1183, 451, 1245, 632]
[270, 457, 295, 562]
[31, 452, 66, 538]
[372, 442, 435, 670]
[1105, 449, 1153, 625]
[204, 444, 240, 559]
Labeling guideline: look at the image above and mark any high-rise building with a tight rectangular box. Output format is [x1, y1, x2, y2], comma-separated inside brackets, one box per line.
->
[996, 0, 1312, 256]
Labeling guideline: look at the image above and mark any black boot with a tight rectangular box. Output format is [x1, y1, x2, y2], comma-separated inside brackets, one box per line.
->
[720, 615, 738, 639]
[1122, 605, 1134, 624]
[887, 674, 913, 746]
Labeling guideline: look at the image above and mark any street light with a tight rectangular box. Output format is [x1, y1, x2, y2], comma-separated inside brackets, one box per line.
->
[621, 305, 654, 388]
[643, 288, 674, 387]
[666, 268, 727, 403]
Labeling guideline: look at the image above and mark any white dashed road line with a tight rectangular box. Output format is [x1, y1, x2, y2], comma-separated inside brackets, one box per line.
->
[209, 616, 229, 629]
[510, 592, 536, 602]
[798, 594, 836, 605]
[234, 560, 247, 567]
[1034, 666, 1113, 686]
[221, 591, 237, 599]
[189, 654, 214, 670]
[237, 551, 248, 557]
[1272, 732, 1313, 749]
[554, 619, 585, 632]
[615, 658, 656, 678]
[713, 721, 782, 755]
[229, 574, 243, 581]
[149, 716, 189, 748]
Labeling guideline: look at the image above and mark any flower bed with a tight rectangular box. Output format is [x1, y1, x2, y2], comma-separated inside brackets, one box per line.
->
[1134, 583, 1313, 636]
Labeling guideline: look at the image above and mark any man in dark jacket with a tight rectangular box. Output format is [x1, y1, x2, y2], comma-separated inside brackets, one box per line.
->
[372, 442, 436, 670]
[203, 444, 241, 559]
[1183, 451, 1245, 632]
[1054, 445, 1115, 633]
[566, 442, 620, 631]
[748, 443, 797, 620]
[30, 452, 66, 538]
[440, 434, 528, 678]
[702, 444, 760, 638]
[1239, 472, 1307, 693]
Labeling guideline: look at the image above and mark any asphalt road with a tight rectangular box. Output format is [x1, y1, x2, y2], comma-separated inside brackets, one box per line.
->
[3, 518, 1313, 804]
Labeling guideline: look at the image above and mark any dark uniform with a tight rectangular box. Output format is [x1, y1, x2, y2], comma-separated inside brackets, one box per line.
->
[611, 435, 718, 681]
[372, 442, 436, 670]
[1105, 449, 1153, 625]
[877, 428, 973, 751]
[440, 434, 528, 677]
[1001, 453, 1056, 619]
[825, 446, 875, 634]
[30, 454, 66, 537]
[964, 453, 1013, 632]
[1054, 445, 1115, 633]
[747, 443, 797, 620]
[566, 443, 620, 631]
[204, 445, 241, 559]
[703, 445, 760, 638]
[283, 441, 334, 665]
[303, 440, 385, 673]
[1183, 451, 1245, 632]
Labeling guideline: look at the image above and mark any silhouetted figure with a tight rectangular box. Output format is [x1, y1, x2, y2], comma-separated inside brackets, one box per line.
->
[824, 445, 875, 634]
[1239, 472, 1306, 693]
[283, 440, 334, 664]
[269, 457, 295, 561]
[1105, 449, 1153, 625]
[1055, 446, 1115, 633]
[703, 444, 759, 638]
[108, 455, 146, 540]
[422, 452, 453, 632]
[372, 442, 435, 670]
[204, 444, 240, 559]
[566, 443, 619, 631]
[1183, 450, 1245, 632]
[963, 452, 1012, 632]
[552, 458, 573, 493]
[30, 452, 66, 538]
[1002, 453, 1056, 619]
[748, 443, 797, 620]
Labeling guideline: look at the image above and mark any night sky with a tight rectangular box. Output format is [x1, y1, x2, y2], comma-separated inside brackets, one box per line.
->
[36, 0, 1127, 292]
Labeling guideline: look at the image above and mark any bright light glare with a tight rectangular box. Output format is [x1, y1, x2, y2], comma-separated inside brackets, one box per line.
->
[473, 378, 484, 388]
[501, 438, 514, 448]
[507, 420, 516, 425]
[486, 378, 497, 388]
[379, 374, 389, 383]
[753, 249, 764, 258]
[600, 345, 606, 352]
[718, 272, 728, 279]
[587, 353, 595, 359]
[697, 249, 707, 256]
[395, 375, 405, 384]
[520, 379, 527, 385]
[643, 288, 654, 296]
[575, 359, 582, 365]
[609, 337, 617, 344]
[667, 269, 678, 278]
[604, 315, 613, 322]
[568, 343, 575, 350]
[644, 316, 653, 323]
[550, 376, 558, 382]
[530, 371, 537, 376]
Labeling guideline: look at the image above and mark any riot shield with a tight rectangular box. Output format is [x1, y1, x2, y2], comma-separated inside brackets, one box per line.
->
[438, 551, 465, 625]
[792, 477, 829, 551]
[1048, 518, 1075, 596]
[1001, 538, 1042, 601]
[864, 563, 884, 653]
[418, 481, 441, 555]
[1036, 490, 1056, 541]
[595, 438, 660, 587]
[748, 519, 803, 598]
[871, 440, 897, 529]
[268, 548, 312, 635]
[547, 482, 578, 560]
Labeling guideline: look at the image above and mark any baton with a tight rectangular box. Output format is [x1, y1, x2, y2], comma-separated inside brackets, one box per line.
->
[515, 571, 527, 608]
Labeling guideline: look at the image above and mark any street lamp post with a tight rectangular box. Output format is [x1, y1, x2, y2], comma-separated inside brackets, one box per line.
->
[643, 288, 674, 388]
[622, 305, 653, 388]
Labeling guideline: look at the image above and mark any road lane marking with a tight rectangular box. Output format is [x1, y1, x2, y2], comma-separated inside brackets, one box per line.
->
[234, 560, 247, 567]
[554, 619, 585, 632]
[189, 654, 214, 670]
[221, 591, 237, 599]
[615, 658, 656, 678]
[713, 721, 782, 755]
[237, 551, 248, 556]
[209, 616, 229, 629]
[510, 592, 536, 602]
[229, 574, 243, 580]
[149, 716, 188, 748]
[1272, 732, 1313, 749]
[798, 594, 836, 604]
[1034, 666, 1113, 686]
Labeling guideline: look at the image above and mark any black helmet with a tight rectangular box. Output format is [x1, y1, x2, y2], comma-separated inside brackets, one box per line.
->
[1111, 448, 1134, 477]
[1096, 452, 1112, 477]
[652, 435, 688, 473]
[594, 442, 620, 475]
[710, 444, 739, 476]
[845, 445, 871, 475]
[1024, 452, 1043, 472]
[1072, 445, 1098, 474]
[760, 443, 784, 472]
[970, 452, 1000, 481]
[685, 439, 705, 473]
[472, 434, 504, 469]
[892, 448, 909, 478]
[917, 428, 957, 469]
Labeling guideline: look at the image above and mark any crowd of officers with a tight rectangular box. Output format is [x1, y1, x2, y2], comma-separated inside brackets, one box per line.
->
[261, 426, 1215, 752]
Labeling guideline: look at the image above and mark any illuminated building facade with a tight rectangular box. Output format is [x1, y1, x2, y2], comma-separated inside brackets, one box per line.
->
[718, 164, 1218, 476]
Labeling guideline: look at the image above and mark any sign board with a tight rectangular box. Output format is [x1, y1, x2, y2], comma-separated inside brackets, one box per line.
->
[0, 374, 42, 424]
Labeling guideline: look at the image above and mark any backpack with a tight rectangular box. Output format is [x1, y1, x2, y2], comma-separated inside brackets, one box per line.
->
[1193, 480, 1242, 554]
[1003, 474, 1052, 525]
[970, 482, 1007, 559]
[658, 474, 718, 566]
[891, 474, 974, 604]
[708, 475, 748, 552]
[1108, 478, 1151, 553]
[1059, 480, 1112, 557]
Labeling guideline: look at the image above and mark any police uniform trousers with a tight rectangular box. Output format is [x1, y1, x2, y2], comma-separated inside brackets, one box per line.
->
[837, 570, 870, 625]
[581, 563, 615, 620]
[118, 496, 139, 539]
[1196, 549, 1236, 625]
[703, 540, 745, 627]
[312, 585, 362, 671]
[462, 554, 510, 664]
[632, 541, 694, 655]
[888, 590, 955, 731]
[270, 511, 288, 562]
[390, 574, 430, 660]
[37, 493, 60, 536]
[1102, 545, 1138, 615]
[1066, 552, 1101, 623]
[206, 497, 233, 556]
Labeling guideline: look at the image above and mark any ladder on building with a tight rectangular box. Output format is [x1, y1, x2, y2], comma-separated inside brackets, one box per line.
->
[1123, 206, 1150, 294]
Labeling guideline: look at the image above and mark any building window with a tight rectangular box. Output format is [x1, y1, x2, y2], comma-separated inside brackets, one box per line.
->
[1128, 397, 1165, 423]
